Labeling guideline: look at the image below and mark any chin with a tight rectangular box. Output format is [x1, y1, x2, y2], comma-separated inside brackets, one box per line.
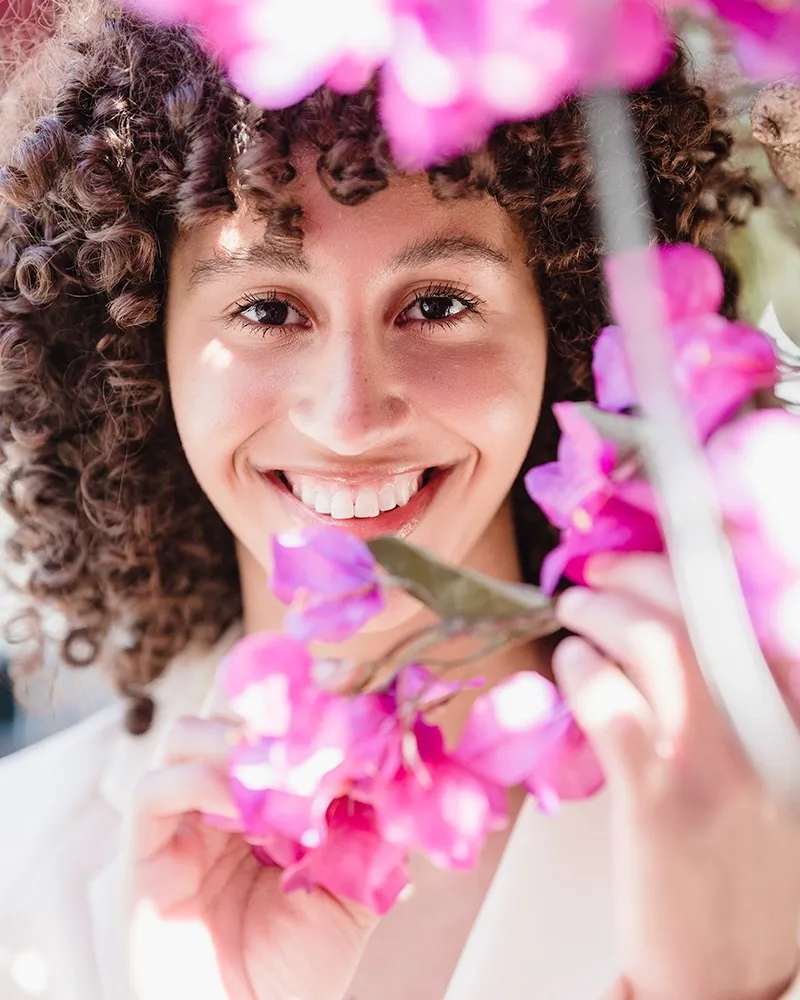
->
[358, 585, 432, 634]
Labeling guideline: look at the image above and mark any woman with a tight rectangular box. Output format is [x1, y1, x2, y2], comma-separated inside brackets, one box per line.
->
[0, 2, 798, 998]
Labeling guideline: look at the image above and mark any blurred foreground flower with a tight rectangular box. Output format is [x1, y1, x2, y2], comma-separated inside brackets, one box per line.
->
[525, 401, 663, 593]
[272, 527, 384, 642]
[125, 0, 671, 166]
[707, 409, 800, 701]
[596, 244, 777, 439]
[216, 580, 601, 913]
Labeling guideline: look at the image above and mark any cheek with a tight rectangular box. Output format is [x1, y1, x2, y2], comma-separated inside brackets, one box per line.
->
[405, 337, 545, 466]
[165, 326, 287, 485]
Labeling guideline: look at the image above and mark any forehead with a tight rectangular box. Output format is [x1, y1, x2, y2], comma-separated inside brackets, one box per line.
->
[171, 160, 527, 281]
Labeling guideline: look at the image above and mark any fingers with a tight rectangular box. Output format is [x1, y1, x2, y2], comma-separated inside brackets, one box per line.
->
[585, 553, 682, 618]
[132, 716, 244, 862]
[132, 760, 242, 861]
[158, 715, 241, 767]
[556, 586, 699, 739]
[553, 636, 655, 787]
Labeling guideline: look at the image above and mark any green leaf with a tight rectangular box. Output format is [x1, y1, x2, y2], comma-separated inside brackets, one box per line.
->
[367, 535, 558, 636]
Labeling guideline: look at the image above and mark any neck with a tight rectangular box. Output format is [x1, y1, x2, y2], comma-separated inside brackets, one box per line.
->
[237, 502, 547, 743]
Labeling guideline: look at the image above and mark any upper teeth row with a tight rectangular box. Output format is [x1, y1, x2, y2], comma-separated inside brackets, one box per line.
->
[286, 472, 423, 519]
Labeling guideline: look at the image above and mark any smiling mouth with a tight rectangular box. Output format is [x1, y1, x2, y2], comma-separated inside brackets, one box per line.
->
[262, 465, 449, 537]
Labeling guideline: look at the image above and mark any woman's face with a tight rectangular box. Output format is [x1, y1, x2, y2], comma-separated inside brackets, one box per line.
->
[166, 160, 547, 626]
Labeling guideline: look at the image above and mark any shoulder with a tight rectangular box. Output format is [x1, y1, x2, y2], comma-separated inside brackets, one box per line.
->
[0, 704, 126, 877]
[0, 701, 125, 792]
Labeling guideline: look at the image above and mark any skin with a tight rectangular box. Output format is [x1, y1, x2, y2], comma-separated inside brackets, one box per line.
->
[165, 157, 547, 660]
[129, 165, 800, 1000]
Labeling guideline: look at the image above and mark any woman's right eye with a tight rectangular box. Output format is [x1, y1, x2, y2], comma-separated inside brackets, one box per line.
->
[235, 296, 308, 329]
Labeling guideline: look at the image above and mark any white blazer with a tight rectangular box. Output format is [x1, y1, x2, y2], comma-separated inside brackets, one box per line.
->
[1, 625, 799, 1000]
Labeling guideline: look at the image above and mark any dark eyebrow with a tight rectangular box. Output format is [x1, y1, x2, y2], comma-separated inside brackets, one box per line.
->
[389, 234, 513, 272]
[186, 231, 511, 291]
[187, 239, 311, 290]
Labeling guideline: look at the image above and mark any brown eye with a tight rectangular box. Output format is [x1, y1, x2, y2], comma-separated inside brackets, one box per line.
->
[239, 297, 306, 327]
[404, 295, 470, 323]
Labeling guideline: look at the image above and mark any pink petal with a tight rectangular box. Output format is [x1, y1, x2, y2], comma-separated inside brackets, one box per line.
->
[282, 799, 409, 916]
[373, 723, 506, 871]
[272, 526, 380, 601]
[454, 672, 563, 785]
[657, 244, 726, 322]
[592, 325, 637, 412]
[220, 633, 313, 735]
[524, 713, 605, 811]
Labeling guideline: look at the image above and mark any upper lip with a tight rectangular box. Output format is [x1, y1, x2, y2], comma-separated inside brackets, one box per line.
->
[262, 465, 437, 486]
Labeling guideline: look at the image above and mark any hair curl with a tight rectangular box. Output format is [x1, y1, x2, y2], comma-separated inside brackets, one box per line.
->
[0, 1, 757, 731]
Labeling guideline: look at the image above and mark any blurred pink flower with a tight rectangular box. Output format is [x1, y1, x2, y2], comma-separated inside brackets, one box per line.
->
[707, 409, 800, 693]
[595, 244, 777, 439]
[220, 632, 313, 736]
[678, 1, 800, 78]
[272, 526, 384, 642]
[263, 798, 410, 916]
[525, 402, 663, 593]
[125, 0, 671, 168]
[284, 799, 409, 915]
[538, 496, 665, 594]
[454, 671, 605, 813]
[223, 653, 604, 910]
[372, 720, 508, 871]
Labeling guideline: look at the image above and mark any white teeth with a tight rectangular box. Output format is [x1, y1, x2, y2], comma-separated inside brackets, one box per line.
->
[354, 490, 380, 518]
[314, 492, 332, 515]
[282, 470, 427, 519]
[378, 484, 396, 512]
[396, 478, 412, 506]
[330, 489, 355, 520]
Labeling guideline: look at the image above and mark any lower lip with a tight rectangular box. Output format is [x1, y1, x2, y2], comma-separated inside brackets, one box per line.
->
[262, 469, 451, 540]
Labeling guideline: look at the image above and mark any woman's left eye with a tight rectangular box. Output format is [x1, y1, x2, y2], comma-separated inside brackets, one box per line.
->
[236, 297, 307, 328]
[400, 293, 477, 326]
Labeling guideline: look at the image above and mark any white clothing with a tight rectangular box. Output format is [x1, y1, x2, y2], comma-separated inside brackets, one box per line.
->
[0, 626, 798, 1000]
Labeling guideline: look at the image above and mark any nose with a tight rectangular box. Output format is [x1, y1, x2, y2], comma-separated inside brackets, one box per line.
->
[287, 331, 413, 456]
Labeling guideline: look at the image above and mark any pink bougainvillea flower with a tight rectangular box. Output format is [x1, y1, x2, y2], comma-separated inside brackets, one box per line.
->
[272, 527, 385, 641]
[596, 245, 777, 438]
[229, 684, 397, 848]
[381, 0, 672, 166]
[126, 0, 671, 168]
[525, 401, 662, 593]
[538, 495, 665, 595]
[454, 671, 604, 813]
[281, 798, 409, 915]
[229, 695, 355, 846]
[524, 402, 652, 528]
[220, 632, 313, 736]
[371, 719, 507, 871]
[707, 409, 800, 691]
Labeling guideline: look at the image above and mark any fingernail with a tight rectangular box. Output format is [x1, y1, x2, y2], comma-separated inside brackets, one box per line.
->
[556, 586, 592, 621]
[552, 636, 596, 687]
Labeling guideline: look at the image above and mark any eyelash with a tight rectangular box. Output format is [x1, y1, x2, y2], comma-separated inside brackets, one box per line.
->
[228, 283, 483, 337]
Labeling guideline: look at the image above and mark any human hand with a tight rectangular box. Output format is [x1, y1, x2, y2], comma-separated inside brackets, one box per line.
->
[127, 716, 378, 1000]
[554, 553, 800, 1000]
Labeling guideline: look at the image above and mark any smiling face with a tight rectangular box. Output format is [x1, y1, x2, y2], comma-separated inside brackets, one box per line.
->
[165, 160, 547, 631]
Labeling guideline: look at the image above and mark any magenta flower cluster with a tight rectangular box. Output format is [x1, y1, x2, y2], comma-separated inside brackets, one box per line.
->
[527, 242, 800, 704]
[125, 0, 800, 168]
[216, 528, 603, 914]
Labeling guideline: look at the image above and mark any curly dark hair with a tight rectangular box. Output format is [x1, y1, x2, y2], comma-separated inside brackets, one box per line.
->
[0, 0, 756, 733]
